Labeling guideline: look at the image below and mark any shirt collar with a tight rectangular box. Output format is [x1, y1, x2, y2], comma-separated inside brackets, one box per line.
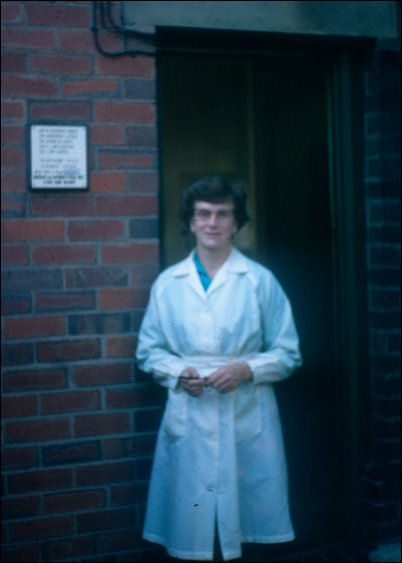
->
[172, 246, 249, 277]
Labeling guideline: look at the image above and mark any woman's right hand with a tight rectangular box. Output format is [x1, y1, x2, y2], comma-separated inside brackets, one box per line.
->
[179, 367, 207, 397]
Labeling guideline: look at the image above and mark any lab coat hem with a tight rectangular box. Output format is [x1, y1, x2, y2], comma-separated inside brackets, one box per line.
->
[143, 532, 215, 560]
[241, 532, 295, 543]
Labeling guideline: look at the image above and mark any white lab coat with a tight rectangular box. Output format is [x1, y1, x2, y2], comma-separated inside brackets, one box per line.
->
[136, 247, 302, 561]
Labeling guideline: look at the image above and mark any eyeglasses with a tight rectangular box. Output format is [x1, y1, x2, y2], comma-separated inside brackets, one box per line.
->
[193, 209, 234, 222]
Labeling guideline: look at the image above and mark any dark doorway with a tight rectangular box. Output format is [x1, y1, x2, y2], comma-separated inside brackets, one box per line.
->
[158, 48, 365, 547]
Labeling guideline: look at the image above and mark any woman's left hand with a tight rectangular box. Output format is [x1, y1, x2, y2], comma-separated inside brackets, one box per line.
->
[206, 362, 253, 393]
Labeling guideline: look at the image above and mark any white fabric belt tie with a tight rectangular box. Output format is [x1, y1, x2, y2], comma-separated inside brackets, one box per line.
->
[180, 355, 256, 378]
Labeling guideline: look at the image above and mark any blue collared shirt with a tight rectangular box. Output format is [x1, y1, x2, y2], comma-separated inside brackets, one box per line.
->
[193, 252, 211, 291]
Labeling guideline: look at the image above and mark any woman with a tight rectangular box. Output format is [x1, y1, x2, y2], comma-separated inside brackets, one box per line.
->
[136, 176, 302, 561]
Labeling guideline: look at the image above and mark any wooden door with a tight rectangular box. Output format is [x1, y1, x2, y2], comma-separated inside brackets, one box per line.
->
[158, 51, 359, 546]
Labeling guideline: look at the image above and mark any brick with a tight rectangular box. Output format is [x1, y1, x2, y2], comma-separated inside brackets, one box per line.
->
[1, 194, 27, 218]
[42, 536, 96, 561]
[2, 28, 56, 49]
[2, 447, 38, 469]
[2, 219, 64, 242]
[2, 147, 25, 168]
[5, 315, 65, 340]
[43, 440, 102, 466]
[1, 125, 25, 146]
[95, 101, 155, 123]
[101, 242, 158, 264]
[77, 507, 135, 533]
[90, 124, 125, 146]
[90, 171, 125, 193]
[41, 390, 100, 415]
[29, 101, 91, 121]
[94, 28, 125, 52]
[76, 461, 135, 487]
[2, 76, 56, 97]
[27, 3, 90, 27]
[6, 417, 70, 444]
[35, 290, 95, 313]
[369, 245, 400, 268]
[63, 78, 118, 96]
[37, 338, 101, 363]
[106, 335, 137, 358]
[1, 171, 26, 193]
[60, 29, 95, 52]
[75, 413, 130, 437]
[106, 386, 158, 409]
[65, 267, 128, 288]
[2, 269, 63, 292]
[30, 194, 93, 217]
[126, 172, 158, 193]
[106, 528, 144, 552]
[132, 309, 146, 331]
[68, 312, 131, 335]
[32, 55, 91, 75]
[10, 516, 75, 541]
[2, 293, 31, 315]
[98, 288, 149, 310]
[370, 353, 400, 375]
[135, 457, 153, 480]
[3, 342, 34, 366]
[368, 268, 400, 287]
[369, 332, 400, 354]
[1, 100, 25, 120]
[73, 362, 132, 387]
[134, 408, 163, 433]
[368, 201, 400, 225]
[32, 244, 95, 266]
[369, 288, 400, 311]
[367, 225, 401, 244]
[131, 262, 159, 288]
[1, 244, 28, 266]
[4, 368, 67, 392]
[68, 219, 125, 241]
[97, 55, 155, 77]
[1, 545, 41, 562]
[1, 52, 26, 73]
[369, 311, 400, 330]
[367, 180, 400, 200]
[2, 496, 40, 519]
[126, 125, 157, 148]
[103, 435, 157, 459]
[44, 489, 106, 514]
[96, 196, 157, 216]
[99, 151, 154, 170]
[111, 482, 148, 506]
[1, 395, 37, 418]
[125, 78, 155, 100]
[1, 2, 22, 23]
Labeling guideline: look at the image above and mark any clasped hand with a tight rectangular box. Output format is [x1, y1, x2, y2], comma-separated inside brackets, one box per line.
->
[179, 363, 253, 397]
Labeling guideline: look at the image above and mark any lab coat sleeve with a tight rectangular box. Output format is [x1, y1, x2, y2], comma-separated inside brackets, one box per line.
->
[136, 282, 187, 390]
[247, 273, 302, 385]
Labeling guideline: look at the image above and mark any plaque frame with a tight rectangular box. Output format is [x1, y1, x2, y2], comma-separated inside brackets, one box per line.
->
[28, 122, 89, 191]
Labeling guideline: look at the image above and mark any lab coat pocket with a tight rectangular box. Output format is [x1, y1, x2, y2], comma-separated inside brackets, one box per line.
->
[163, 388, 188, 438]
[234, 384, 262, 442]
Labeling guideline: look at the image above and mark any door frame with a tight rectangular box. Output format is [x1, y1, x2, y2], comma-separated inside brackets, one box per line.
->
[327, 48, 369, 542]
[156, 32, 370, 543]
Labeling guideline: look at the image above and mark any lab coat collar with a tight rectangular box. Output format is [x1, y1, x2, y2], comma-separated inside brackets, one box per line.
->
[172, 247, 249, 299]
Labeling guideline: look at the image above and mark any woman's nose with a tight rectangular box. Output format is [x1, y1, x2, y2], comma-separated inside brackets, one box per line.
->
[207, 213, 218, 226]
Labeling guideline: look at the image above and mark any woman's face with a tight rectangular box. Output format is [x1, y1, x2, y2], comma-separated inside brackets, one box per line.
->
[190, 200, 237, 253]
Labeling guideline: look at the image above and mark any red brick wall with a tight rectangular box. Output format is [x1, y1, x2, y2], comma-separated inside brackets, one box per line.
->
[362, 47, 401, 546]
[1, 2, 163, 560]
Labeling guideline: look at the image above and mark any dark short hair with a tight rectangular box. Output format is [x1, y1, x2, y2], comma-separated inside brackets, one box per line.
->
[180, 176, 249, 231]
